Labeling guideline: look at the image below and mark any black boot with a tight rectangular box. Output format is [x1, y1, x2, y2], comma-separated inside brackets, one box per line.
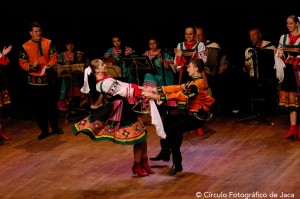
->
[50, 128, 64, 135]
[150, 139, 171, 161]
[168, 163, 183, 176]
[150, 151, 171, 161]
[38, 131, 49, 140]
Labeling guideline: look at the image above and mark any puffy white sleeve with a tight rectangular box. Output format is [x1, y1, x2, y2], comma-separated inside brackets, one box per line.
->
[97, 78, 137, 98]
[197, 42, 207, 63]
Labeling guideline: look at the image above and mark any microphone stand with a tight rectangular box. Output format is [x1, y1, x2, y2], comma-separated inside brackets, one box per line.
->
[236, 47, 273, 125]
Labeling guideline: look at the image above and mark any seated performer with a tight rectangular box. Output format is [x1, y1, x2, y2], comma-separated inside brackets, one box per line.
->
[72, 58, 154, 177]
[142, 37, 177, 112]
[88, 35, 136, 109]
[57, 39, 86, 111]
[103, 35, 136, 83]
[142, 58, 215, 175]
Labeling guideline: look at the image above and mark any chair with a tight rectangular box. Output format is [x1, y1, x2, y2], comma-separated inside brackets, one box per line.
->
[57, 64, 90, 122]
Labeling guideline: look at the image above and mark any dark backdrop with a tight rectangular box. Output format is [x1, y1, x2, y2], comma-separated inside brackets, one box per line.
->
[0, 2, 299, 114]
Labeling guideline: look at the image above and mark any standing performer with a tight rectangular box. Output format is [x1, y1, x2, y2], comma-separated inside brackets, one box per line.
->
[72, 58, 154, 177]
[274, 15, 300, 139]
[0, 45, 12, 140]
[19, 21, 63, 140]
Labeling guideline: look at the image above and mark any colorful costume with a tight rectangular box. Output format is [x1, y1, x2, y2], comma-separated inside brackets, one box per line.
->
[57, 50, 85, 111]
[103, 46, 135, 83]
[72, 76, 148, 144]
[174, 41, 207, 84]
[277, 33, 300, 111]
[19, 38, 58, 86]
[142, 50, 177, 107]
[19, 37, 62, 136]
[174, 41, 209, 108]
[0, 55, 11, 109]
[156, 74, 215, 172]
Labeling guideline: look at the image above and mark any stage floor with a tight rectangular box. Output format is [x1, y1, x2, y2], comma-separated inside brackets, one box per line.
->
[0, 108, 299, 199]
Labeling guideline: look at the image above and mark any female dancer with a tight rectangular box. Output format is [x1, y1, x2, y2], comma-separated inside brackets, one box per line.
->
[0, 45, 12, 140]
[274, 15, 300, 139]
[72, 58, 154, 177]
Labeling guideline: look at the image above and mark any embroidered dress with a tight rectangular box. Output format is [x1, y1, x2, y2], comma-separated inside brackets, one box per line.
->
[142, 50, 177, 107]
[0, 55, 11, 109]
[57, 51, 85, 111]
[103, 46, 135, 83]
[72, 76, 148, 144]
[277, 33, 300, 111]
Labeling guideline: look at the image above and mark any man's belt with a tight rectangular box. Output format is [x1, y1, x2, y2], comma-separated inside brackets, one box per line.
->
[28, 74, 48, 86]
[188, 110, 213, 121]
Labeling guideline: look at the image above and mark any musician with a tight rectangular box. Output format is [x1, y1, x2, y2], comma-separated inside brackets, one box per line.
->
[244, 27, 276, 79]
[19, 21, 63, 140]
[196, 26, 228, 75]
[239, 27, 276, 115]
[196, 26, 230, 111]
[103, 35, 135, 83]
[142, 37, 177, 111]
[56, 39, 86, 111]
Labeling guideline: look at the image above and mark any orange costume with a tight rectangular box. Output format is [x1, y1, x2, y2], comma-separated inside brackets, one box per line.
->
[154, 74, 215, 175]
[19, 37, 62, 139]
[157, 75, 214, 114]
[19, 38, 57, 85]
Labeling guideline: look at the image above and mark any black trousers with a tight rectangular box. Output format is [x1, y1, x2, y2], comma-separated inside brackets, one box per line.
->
[162, 111, 205, 165]
[29, 83, 60, 133]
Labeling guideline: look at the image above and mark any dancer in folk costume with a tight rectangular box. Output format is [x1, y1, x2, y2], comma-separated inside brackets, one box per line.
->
[142, 58, 215, 175]
[274, 15, 300, 139]
[0, 45, 12, 140]
[72, 58, 157, 177]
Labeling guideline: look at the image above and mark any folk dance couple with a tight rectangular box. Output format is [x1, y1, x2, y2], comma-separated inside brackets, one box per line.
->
[72, 57, 214, 176]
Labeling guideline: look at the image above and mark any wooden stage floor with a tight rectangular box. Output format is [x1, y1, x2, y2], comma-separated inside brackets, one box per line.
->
[1, 108, 300, 199]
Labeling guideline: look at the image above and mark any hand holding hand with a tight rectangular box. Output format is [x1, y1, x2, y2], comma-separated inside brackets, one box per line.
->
[141, 91, 160, 100]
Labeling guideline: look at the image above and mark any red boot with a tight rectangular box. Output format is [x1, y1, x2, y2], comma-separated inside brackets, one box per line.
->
[132, 162, 149, 177]
[281, 125, 297, 139]
[141, 157, 155, 174]
[0, 130, 10, 140]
